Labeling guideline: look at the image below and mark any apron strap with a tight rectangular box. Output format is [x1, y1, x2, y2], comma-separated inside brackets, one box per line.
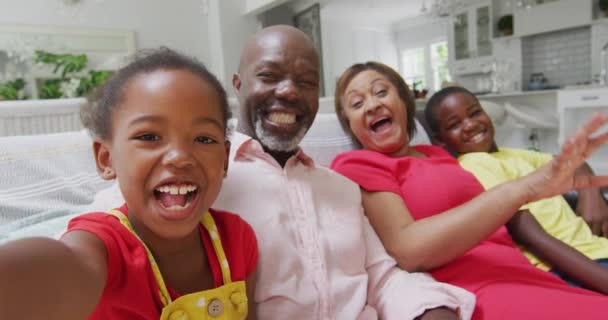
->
[106, 209, 234, 308]
[201, 211, 233, 286]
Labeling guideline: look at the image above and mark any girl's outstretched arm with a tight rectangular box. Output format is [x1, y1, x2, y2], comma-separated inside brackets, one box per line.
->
[0, 231, 107, 319]
[362, 113, 608, 272]
[507, 209, 608, 294]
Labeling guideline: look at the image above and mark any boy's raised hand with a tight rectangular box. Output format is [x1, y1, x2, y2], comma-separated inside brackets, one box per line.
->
[526, 113, 608, 203]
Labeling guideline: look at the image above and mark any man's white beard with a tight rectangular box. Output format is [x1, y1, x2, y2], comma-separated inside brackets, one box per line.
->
[255, 119, 307, 152]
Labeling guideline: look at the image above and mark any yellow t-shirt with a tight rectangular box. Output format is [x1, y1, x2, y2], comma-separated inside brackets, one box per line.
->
[459, 148, 608, 271]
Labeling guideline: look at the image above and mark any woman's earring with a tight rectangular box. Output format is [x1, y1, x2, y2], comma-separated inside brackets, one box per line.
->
[104, 168, 113, 176]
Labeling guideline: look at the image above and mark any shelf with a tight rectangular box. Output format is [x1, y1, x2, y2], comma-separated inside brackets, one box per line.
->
[476, 89, 560, 98]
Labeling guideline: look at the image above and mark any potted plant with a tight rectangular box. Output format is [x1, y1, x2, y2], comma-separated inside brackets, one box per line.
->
[34, 50, 112, 99]
[0, 78, 27, 101]
[600, 0, 608, 17]
[497, 14, 513, 37]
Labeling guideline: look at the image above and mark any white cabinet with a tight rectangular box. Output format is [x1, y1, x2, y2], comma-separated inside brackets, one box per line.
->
[591, 21, 608, 81]
[449, 1, 493, 75]
[558, 88, 608, 174]
[514, 0, 592, 37]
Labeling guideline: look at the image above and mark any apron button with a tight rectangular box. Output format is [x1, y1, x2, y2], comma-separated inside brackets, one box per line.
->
[207, 299, 224, 317]
[169, 309, 189, 320]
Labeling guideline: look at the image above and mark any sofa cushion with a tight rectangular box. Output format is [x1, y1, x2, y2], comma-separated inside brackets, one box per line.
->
[0, 130, 113, 226]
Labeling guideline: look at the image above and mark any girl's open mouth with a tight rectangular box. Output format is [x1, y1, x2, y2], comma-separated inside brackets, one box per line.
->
[154, 183, 199, 212]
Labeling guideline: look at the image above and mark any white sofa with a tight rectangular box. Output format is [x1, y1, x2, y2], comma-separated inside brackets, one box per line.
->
[0, 97, 430, 242]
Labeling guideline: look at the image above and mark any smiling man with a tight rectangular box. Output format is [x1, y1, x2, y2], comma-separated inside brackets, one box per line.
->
[212, 25, 475, 319]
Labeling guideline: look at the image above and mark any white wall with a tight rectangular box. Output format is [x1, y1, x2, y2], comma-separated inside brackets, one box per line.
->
[394, 15, 449, 50]
[0, 0, 212, 64]
[0, 0, 265, 94]
[321, 20, 398, 96]
[207, 0, 261, 94]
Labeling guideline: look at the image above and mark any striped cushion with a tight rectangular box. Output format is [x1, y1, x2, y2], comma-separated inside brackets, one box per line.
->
[0, 130, 113, 225]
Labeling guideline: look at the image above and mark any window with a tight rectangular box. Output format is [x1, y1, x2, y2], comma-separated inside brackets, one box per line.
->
[400, 47, 426, 90]
[431, 41, 450, 91]
[400, 40, 451, 94]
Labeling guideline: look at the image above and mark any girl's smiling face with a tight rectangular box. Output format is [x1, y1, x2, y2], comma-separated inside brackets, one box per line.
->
[94, 69, 229, 241]
[341, 70, 411, 157]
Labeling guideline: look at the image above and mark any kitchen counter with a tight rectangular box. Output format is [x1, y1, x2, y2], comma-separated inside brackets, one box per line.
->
[477, 89, 561, 98]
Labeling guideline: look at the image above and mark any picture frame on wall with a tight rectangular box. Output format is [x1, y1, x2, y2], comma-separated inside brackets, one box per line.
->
[294, 3, 325, 96]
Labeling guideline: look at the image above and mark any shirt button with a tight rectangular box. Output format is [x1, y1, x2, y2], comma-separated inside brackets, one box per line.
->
[169, 309, 189, 320]
[207, 299, 224, 317]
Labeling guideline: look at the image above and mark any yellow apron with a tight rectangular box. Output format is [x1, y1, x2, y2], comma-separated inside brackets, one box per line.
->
[107, 209, 248, 320]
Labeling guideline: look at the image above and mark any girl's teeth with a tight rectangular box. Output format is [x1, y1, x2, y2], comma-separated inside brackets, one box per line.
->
[156, 185, 197, 194]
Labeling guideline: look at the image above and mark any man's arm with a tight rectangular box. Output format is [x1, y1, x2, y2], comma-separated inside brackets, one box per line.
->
[362, 212, 475, 320]
[574, 162, 608, 236]
[507, 210, 608, 294]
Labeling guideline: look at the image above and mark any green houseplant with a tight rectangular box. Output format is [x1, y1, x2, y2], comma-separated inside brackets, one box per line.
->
[497, 14, 513, 37]
[0, 78, 27, 100]
[34, 50, 112, 99]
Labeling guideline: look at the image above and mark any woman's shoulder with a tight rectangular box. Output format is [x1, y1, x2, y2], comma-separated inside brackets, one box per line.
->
[331, 149, 395, 169]
[413, 144, 454, 158]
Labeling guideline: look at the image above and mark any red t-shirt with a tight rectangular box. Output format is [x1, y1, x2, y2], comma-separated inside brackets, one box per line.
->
[66, 205, 258, 319]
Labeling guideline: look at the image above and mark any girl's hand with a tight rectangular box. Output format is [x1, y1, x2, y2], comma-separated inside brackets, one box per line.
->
[526, 113, 608, 203]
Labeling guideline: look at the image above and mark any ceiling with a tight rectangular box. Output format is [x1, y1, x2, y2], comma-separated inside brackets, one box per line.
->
[321, 0, 425, 28]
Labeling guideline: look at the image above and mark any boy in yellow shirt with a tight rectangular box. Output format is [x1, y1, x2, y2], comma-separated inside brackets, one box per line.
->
[425, 86, 608, 294]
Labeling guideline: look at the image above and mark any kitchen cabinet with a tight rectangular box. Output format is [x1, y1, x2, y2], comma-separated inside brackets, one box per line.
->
[514, 0, 592, 37]
[591, 20, 608, 81]
[558, 87, 608, 174]
[449, 1, 493, 75]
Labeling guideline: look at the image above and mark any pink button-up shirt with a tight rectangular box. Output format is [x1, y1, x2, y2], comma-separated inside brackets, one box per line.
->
[213, 132, 475, 319]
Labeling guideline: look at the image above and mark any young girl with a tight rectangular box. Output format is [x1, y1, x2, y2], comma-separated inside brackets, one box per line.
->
[0, 48, 258, 319]
[330, 61, 608, 319]
[425, 86, 608, 293]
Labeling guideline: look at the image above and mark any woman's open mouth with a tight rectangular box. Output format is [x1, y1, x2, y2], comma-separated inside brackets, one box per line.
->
[370, 116, 393, 134]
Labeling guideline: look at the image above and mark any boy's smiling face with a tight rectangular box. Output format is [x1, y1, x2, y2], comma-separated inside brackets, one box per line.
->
[433, 92, 498, 155]
[94, 69, 229, 240]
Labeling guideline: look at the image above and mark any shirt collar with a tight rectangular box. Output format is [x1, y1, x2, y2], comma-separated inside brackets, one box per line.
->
[231, 131, 315, 168]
